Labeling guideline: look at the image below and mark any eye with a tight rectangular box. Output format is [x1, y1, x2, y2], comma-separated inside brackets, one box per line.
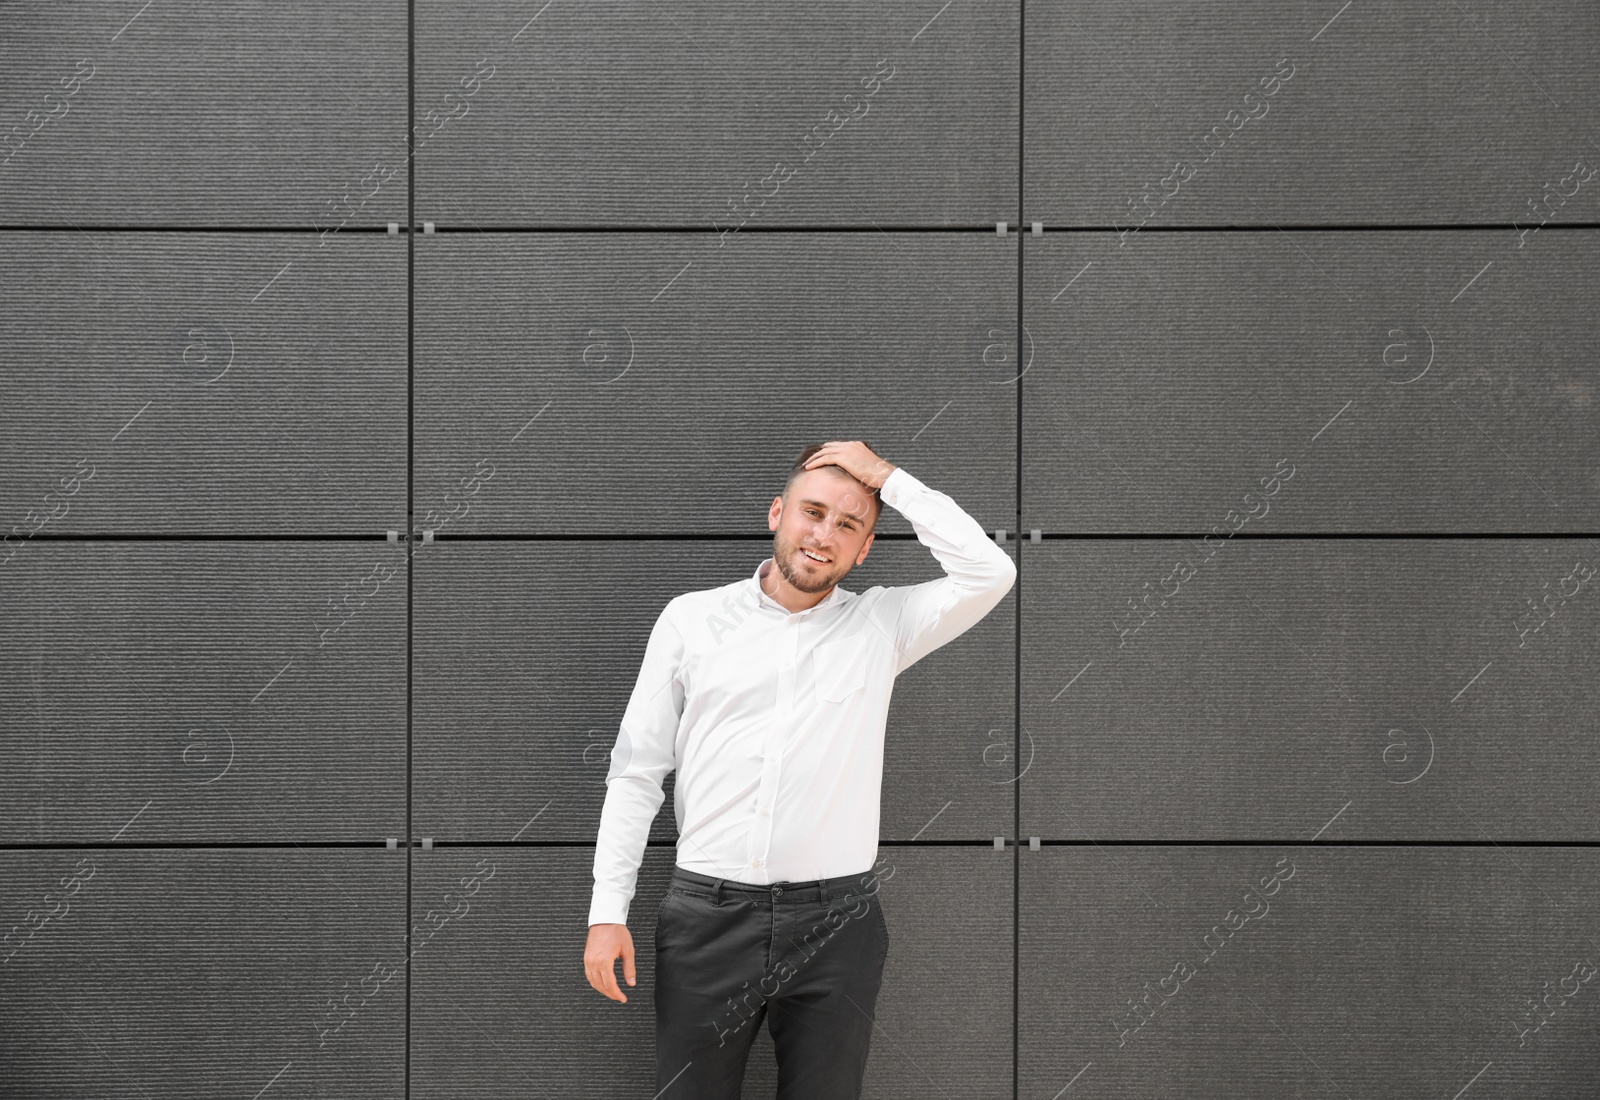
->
[804, 508, 852, 529]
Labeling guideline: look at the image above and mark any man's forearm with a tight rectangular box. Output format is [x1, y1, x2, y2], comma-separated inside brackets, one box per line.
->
[590, 775, 665, 926]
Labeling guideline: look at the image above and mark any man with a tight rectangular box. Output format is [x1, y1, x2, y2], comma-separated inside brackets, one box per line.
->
[582, 439, 1016, 1099]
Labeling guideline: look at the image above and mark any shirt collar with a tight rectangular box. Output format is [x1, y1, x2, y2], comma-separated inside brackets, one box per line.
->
[753, 556, 842, 617]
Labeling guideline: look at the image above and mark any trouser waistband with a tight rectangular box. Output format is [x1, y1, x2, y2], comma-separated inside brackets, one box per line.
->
[670, 864, 880, 907]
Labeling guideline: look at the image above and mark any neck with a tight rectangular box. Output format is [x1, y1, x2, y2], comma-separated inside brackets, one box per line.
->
[763, 557, 828, 613]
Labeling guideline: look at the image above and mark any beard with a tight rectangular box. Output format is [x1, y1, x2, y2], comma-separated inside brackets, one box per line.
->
[772, 531, 842, 593]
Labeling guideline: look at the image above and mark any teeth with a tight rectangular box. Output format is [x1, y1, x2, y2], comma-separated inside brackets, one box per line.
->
[803, 549, 829, 562]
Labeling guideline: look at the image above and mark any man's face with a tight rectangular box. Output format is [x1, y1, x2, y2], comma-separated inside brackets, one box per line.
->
[767, 467, 878, 593]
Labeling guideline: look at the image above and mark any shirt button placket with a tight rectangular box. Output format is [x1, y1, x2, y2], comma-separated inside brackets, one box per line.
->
[761, 617, 799, 872]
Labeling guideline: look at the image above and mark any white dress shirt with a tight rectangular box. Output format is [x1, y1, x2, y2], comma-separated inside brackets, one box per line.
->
[588, 466, 1016, 926]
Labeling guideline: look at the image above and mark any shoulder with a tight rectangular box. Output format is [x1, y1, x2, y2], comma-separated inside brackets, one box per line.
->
[836, 582, 899, 631]
[661, 577, 753, 636]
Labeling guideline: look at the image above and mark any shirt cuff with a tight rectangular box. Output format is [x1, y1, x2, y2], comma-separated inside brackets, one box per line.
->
[588, 890, 632, 927]
[878, 465, 920, 505]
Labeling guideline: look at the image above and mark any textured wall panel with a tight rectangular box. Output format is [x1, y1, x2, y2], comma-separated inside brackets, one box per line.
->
[1020, 846, 1600, 1098]
[0, 232, 407, 534]
[0, 848, 406, 1098]
[0, 3, 408, 226]
[408, 847, 644, 1099]
[853, 845, 1014, 1100]
[1024, 2, 1600, 226]
[411, 539, 1014, 840]
[414, 1, 1018, 227]
[1022, 230, 1599, 533]
[408, 845, 1013, 1099]
[1020, 537, 1600, 842]
[0, 543, 407, 844]
[413, 231, 1017, 532]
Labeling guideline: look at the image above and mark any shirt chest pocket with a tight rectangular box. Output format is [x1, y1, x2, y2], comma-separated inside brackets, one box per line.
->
[813, 635, 868, 703]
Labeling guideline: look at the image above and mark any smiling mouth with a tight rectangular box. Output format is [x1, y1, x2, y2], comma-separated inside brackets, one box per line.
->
[800, 548, 831, 565]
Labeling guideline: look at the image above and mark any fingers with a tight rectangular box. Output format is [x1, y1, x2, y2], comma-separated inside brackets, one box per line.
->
[590, 956, 626, 1003]
[585, 946, 629, 1003]
[805, 441, 881, 480]
[806, 441, 847, 468]
[583, 924, 640, 1003]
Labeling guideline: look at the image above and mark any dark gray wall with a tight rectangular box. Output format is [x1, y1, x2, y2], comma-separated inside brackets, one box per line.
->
[2, 2, 1597, 1097]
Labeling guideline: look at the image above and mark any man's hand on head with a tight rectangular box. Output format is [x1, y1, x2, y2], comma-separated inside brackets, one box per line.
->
[804, 441, 897, 491]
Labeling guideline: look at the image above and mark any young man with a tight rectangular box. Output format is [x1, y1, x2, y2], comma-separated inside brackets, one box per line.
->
[583, 439, 1016, 1099]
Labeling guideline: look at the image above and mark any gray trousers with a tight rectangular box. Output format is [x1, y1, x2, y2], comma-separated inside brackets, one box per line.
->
[654, 865, 889, 1099]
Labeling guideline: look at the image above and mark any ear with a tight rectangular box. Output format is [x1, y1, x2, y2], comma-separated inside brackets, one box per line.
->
[768, 495, 783, 532]
[856, 532, 875, 563]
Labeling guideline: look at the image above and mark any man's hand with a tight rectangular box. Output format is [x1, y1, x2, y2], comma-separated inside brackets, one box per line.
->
[803, 440, 897, 490]
[585, 923, 637, 1003]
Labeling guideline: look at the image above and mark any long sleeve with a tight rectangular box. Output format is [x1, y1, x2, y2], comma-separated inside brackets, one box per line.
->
[878, 466, 1017, 676]
[589, 601, 686, 927]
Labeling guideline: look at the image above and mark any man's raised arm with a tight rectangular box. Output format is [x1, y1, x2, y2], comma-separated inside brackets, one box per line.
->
[878, 466, 1017, 676]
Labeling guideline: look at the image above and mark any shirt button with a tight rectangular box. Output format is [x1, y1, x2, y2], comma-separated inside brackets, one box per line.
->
[760, 809, 769, 816]
[751, 858, 763, 868]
